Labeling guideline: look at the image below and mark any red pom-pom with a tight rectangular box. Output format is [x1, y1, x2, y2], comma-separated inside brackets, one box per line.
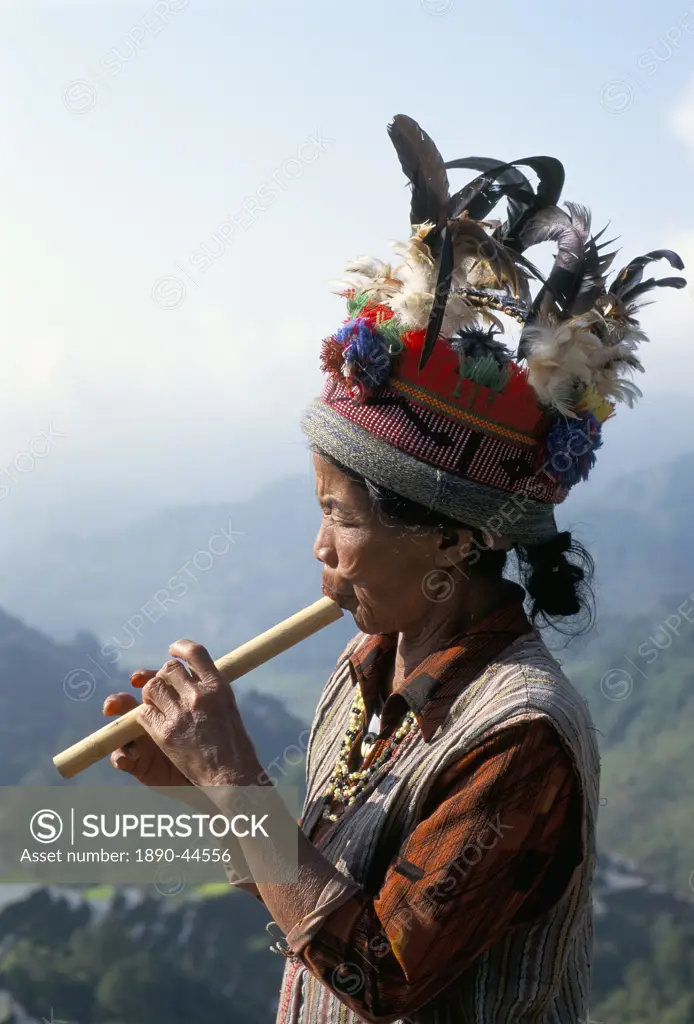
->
[320, 337, 345, 377]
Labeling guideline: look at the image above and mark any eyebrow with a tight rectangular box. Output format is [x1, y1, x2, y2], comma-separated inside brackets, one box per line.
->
[318, 495, 351, 514]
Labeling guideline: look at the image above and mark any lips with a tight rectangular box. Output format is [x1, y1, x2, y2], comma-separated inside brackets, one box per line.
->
[321, 580, 356, 609]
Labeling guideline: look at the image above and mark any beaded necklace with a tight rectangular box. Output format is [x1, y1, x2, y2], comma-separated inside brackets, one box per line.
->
[322, 689, 419, 822]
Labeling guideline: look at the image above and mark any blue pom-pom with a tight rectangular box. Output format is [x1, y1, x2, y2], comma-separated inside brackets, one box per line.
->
[335, 318, 391, 396]
[545, 413, 603, 487]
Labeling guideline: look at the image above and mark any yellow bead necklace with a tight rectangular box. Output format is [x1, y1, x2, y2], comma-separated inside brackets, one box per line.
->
[322, 689, 419, 822]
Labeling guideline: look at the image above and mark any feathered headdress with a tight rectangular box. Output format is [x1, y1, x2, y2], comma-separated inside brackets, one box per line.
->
[303, 115, 686, 543]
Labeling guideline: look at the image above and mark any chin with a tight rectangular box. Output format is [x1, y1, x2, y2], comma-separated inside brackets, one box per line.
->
[351, 605, 390, 636]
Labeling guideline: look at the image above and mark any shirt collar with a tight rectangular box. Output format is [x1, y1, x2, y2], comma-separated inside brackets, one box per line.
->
[348, 582, 534, 742]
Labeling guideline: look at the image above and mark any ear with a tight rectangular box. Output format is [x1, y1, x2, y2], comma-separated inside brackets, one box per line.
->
[433, 527, 475, 569]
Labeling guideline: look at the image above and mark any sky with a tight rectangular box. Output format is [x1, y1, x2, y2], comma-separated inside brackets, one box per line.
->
[1, 0, 694, 548]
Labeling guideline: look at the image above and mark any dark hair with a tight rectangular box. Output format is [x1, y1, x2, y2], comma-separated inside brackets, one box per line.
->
[313, 448, 595, 636]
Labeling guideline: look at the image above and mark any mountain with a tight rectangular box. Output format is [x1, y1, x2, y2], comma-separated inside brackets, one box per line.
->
[0, 606, 308, 789]
[0, 885, 277, 1024]
[566, 593, 694, 891]
[0, 452, 693, 721]
[2, 389, 691, 557]
[558, 451, 694, 615]
[0, 473, 353, 720]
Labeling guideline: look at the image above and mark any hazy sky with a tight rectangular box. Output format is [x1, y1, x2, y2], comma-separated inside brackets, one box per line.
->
[1, 0, 693, 547]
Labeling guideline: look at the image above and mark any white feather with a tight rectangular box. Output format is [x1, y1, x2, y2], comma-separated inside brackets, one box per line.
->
[344, 255, 391, 278]
[521, 321, 602, 415]
[329, 254, 402, 304]
[332, 221, 522, 338]
[521, 312, 651, 412]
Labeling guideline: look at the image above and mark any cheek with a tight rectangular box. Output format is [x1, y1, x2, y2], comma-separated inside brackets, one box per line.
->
[349, 532, 431, 592]
[333, 530, 373, 577]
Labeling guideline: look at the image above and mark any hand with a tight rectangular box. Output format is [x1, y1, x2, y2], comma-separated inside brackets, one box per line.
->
[103, 670, 193, 789]
[134, 639, 264, 790]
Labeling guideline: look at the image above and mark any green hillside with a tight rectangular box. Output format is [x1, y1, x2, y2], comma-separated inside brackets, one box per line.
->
[565, 594, 694, 891]
[558, 452, 694, 615]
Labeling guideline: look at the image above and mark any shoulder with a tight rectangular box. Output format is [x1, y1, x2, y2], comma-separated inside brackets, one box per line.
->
[488, 634, 594, 716]
[447, 633, 600, 782]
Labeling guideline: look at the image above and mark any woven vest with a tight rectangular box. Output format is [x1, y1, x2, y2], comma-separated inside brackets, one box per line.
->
[276, 632, 600, 1024]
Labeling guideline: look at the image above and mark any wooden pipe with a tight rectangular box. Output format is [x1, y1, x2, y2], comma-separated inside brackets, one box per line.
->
[53, 596, 344, 779]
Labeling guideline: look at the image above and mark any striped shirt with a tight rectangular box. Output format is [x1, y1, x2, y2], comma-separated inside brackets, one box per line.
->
[277, 616, 599, 1023]
[287, 589, 582, 1020]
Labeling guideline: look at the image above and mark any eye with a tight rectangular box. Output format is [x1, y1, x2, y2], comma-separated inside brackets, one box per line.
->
[322, 503, 350, 525]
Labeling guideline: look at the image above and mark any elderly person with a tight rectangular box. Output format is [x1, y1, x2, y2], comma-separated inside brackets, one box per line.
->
[103, 117, 685, 1023]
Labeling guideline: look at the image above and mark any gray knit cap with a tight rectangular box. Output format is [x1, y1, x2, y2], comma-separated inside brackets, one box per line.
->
[301, 398, 558, 546]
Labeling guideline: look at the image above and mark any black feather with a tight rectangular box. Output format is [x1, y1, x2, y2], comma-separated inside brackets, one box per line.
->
[446, 163, 515, 221]
[511, 157, 564, 206]
[445, 156, 533, 187]
[445, 158, 534, 223]
[512, 250, 547, 289]
[610, 250, 685, 299]
[500, 156, 565, 252]
[571, 232, 619, 315]
[419, 227, 454, 371]
[387, 115, 450, 234]
[466, 179, 533, 223]
[521, 204, 593, 318]
[619, 275, 687, 303]
[518, 205, 571, 249]
[444, 156, 564, 252]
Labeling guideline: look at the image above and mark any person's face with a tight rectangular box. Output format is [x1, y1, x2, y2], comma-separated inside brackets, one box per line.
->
[312, 454, 471, 635]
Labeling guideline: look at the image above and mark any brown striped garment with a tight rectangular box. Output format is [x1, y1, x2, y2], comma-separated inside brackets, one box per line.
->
[275, 602, 600, 1023]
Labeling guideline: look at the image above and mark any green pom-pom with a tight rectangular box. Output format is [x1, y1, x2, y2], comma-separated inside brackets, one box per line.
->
[346, 291, 373, 318]
[456, 355, 511, 392]
[378, 317, 405, 354]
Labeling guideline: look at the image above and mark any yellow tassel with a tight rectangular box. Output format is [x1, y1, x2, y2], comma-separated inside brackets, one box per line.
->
[576, 384, 615, 423]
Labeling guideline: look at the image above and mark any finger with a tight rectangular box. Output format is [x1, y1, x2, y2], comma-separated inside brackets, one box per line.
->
[156, 658, 195, 686]
[103, 693, 139, 716]
[110, 746, 139, 773]
[135, 701, 166, 738]
[142, 673, 182, 711]
[131, 669, 157, 689]
[153, 658, 196, 697]
[169, 639, 220, 686]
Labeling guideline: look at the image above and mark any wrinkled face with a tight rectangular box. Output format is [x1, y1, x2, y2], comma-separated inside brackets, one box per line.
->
[313, 454, 470, 635]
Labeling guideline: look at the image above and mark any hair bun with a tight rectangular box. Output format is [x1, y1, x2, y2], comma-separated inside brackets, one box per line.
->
[531, 531, 572, 565]
[523, 531, 586, 618]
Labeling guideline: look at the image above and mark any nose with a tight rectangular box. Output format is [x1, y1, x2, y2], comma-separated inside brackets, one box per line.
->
[313, 521, 338, 569]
